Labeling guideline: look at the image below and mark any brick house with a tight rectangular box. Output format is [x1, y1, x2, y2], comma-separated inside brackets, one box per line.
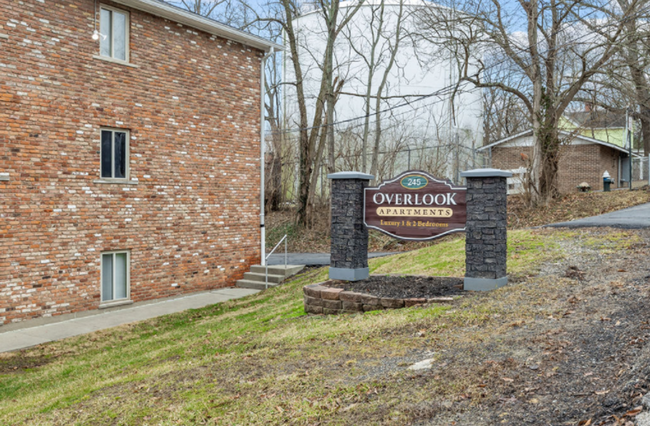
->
[477, 130, 636, 193]
[0, 0, 281, 325]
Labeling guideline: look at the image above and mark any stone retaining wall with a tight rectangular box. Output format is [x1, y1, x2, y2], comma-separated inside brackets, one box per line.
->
[303, 279, 460, 315]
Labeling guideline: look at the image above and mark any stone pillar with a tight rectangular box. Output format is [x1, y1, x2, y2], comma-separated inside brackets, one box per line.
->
[328, 171, 374, 281]
[460, 168, 513, 291]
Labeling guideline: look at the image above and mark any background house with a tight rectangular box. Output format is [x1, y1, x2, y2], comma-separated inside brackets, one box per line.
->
[0, 0, 280, 324]
[562, 110, 628, 148]
[478, 130, 636, 193]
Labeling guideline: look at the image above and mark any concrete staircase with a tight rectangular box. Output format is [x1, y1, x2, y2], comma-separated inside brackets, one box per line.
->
[236, 264, 305, 290]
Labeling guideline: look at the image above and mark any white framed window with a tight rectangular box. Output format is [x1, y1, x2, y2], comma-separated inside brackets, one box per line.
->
[100, 128, 129, 180]
[101, 251, 130, 303]
[99, 5, 129, 62]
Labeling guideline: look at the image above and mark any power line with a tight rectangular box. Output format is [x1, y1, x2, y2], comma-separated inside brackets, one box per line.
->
[267, 0, 650, 135]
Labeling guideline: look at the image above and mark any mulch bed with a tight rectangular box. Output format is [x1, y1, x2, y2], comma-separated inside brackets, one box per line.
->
[327, 275, 464, 299]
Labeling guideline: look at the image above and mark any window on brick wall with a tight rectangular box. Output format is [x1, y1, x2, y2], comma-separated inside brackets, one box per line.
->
[100, 128, 129, 180]
[99, 5, 129, 62]
[101, 251, 130, 302]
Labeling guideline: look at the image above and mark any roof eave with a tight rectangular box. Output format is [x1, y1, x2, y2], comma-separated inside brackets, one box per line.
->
[482, 129, 640, 156]
[476, 130, 533, 151]
[112, 0, 283, 52]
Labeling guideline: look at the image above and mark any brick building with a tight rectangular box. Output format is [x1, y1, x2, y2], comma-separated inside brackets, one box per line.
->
[478, 130, 635, 193]
[0, 0, 281, 325]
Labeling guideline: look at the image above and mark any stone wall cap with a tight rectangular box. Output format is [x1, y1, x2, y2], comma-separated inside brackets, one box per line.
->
[327, 171, 375, 180]
[460, 168, 513, 178]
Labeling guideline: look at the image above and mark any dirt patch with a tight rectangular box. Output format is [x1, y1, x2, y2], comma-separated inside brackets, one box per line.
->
[328, 276, 464, 299]
[0, 352, 55, 374]
[378, 230, 650, 426]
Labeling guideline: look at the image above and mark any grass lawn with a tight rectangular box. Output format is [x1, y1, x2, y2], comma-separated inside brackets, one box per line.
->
[0, 228, 644, 425]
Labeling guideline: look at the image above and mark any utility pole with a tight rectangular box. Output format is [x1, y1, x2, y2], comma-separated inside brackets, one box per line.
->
[627, 107, 633, 190]
[455, 132, 460, 184]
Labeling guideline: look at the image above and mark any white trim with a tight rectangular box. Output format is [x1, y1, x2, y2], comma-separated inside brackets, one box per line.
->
[100, 250, 131, 303]
[100, 127, 131, 181]
[478, 129, 641, 156]
[99, 4, 131, 63]
[99, 299, 134, 309]
[110, 0, 282, 52]
[477, 130, 533, 152]
[93, 55, 139, 68]
[93, 179, 139, 185]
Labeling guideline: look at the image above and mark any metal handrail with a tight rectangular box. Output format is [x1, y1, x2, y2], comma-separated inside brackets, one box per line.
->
[264, 234, 287, 289]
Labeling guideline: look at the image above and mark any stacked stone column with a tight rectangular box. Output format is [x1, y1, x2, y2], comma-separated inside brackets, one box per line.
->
[328, 172, 374, 281]
[460, 169, 512, 291]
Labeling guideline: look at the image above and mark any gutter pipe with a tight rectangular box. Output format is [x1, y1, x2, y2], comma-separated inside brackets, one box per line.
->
[260, 47, 275, 266]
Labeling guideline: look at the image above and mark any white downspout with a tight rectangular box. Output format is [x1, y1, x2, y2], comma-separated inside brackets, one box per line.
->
[260, 47, 274, 266]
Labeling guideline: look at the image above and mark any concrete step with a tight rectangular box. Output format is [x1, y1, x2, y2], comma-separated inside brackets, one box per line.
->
[243, 272, 285, 284]
[235, 279, 279, 290]
[249, 264, 305, 277]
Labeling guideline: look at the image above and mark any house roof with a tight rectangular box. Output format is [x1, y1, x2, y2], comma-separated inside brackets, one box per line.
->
[477, 129, 640, 157]
[565, 110, 626, 129]
[112, 0, 283, 52]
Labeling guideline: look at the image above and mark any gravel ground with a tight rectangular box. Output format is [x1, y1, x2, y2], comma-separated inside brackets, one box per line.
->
[399, 229, 650, 426]
[299, 229, 650, 426]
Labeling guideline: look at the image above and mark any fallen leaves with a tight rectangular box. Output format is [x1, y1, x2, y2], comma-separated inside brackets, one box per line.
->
[624, 406, 643, 417]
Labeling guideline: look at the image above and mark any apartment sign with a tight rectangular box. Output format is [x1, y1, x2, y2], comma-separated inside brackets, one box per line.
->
[364, 171, 467, 240]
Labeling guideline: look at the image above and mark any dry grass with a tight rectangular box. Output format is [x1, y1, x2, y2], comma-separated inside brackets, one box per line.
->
[2, 229, 649, 425]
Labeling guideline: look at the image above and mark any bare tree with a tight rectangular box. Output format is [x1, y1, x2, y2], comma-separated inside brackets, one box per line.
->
[183, 0, 365, 226]
[178, 0, 225, 16]
[339, 0, 407, 174]
[578, 0, 650, 155]
[417, 0, 641, 204]
[258, 0, 365, 226]
[482, 85, 529, 146]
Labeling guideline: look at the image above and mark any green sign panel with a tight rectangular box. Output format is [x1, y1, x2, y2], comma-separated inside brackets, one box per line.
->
[400, 175, 428, 190]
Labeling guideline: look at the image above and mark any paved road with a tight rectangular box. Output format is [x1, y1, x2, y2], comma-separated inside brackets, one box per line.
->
[546, 202, 650, 229]
[267, 252, 397, 266]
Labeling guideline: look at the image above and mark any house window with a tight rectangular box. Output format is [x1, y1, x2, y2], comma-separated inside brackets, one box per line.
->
[99, 6, 129, 62]
[100, 128, 129, 180]
[101, 251, 130, 302]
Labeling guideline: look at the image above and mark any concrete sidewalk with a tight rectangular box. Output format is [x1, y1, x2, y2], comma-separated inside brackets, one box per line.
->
[0, 287, 259, 353]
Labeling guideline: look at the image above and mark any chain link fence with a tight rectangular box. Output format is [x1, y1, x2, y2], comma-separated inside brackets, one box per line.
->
[266, 140, 488, 208]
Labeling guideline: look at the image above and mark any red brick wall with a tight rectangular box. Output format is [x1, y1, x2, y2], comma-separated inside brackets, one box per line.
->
[491, 143, 621, 193]
[0, 0, 263, 324]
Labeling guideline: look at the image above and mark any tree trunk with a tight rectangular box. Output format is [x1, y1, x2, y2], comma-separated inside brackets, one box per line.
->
[642, 108, 650, 155]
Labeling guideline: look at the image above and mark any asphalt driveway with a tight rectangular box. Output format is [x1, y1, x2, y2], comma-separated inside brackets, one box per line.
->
[546, 202, 650, 229]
